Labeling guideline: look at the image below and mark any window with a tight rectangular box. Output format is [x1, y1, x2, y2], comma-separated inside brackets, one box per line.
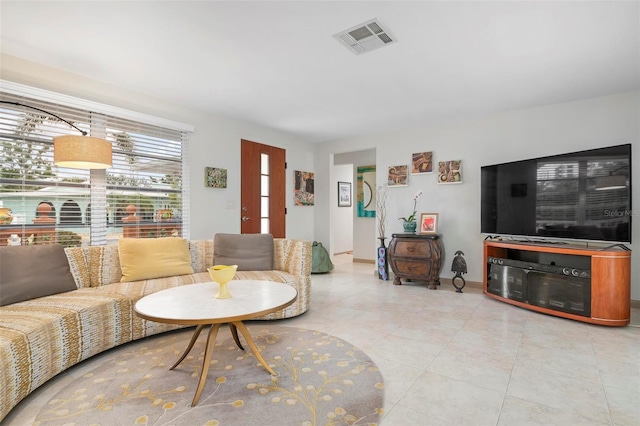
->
[260, 153, 270, 234]
[536, 158, 630, 229]
[0, 86, 191, 246]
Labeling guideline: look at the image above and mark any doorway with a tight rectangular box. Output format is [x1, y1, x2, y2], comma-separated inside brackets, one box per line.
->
[240, 139, 286, 237]
[332, 149, 377, 263]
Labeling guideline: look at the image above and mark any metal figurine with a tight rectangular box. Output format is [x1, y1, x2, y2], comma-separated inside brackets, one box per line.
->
[451, 250, 467, 293]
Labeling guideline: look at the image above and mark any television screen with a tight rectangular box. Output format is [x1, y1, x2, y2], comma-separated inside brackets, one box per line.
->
[481, 144, 632, 243]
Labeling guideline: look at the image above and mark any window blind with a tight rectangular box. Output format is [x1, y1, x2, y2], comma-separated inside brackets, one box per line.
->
[536, 159, 630, 228]
[0, 91, 190, 246]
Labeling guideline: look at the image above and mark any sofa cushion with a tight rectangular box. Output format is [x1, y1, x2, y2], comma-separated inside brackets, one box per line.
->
[0, 244, 78, 306]
[87, 244, 123, 287]
[234, 270, 292, 284]
[95, 271, 212, 339]
[64, 246, 92, 289]
[0, 287, 133, 417]
[118, 237, 194, 282]
[214, 233, 274, 271]
[188, 240, 210, 273]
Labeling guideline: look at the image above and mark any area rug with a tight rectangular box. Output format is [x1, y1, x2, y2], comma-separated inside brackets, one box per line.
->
[35, 325, 384, 426]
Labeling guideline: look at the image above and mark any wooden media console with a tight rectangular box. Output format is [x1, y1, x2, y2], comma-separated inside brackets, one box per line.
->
[483, 240, 631, 326]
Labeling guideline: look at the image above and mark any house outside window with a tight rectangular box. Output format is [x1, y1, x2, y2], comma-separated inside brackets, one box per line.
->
[0, 84, 192, 246]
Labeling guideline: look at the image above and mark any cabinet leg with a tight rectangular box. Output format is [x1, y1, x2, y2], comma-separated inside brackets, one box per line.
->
[427, 280, 439, 290]
[393, 277, 402, 285]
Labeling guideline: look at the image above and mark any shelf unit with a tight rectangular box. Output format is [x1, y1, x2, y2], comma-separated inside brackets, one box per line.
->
[483, 240, 631, 326]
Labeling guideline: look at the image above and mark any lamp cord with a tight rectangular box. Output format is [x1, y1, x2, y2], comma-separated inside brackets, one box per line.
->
[0, 101, 88, 136]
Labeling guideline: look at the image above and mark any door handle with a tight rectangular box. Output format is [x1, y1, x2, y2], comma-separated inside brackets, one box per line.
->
[242, 216, 251, 222]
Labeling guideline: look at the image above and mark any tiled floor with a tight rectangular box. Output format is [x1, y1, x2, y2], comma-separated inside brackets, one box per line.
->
[4, 255, 640, 425]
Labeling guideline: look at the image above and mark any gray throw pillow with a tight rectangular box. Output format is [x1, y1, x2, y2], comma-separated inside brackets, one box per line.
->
[213, 233, 274, 271]
[0, 244, 78, 306]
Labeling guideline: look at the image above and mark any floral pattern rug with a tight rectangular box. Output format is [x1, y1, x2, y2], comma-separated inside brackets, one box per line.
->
[35, 325, 384, 425]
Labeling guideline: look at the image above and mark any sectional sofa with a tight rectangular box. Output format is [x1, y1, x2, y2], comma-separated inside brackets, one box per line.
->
[0, 235, 312, 422]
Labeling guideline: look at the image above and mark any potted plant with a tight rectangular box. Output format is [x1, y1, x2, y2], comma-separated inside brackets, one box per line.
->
[398, 190, 422, 233]
[156, 209, 174, 222]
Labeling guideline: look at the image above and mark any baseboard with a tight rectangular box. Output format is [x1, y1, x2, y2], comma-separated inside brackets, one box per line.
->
[353, 258, 375, 264]
[379, 272, 483, 289]
[361, 265, 638, 305]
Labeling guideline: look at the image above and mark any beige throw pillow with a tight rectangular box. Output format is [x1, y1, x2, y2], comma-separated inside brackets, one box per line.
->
[118, 237, 193, 282]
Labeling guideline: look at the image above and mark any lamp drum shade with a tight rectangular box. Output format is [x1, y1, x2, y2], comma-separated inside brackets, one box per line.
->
[594, 174, 627, 191]
[54, 135, 112, 169]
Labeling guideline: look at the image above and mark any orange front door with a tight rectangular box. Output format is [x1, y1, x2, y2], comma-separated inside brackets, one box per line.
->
[240, 139, 286, 237]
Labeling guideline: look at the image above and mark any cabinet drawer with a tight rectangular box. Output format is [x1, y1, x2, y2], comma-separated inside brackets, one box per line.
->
[394, 241, 430, 257]
[394, 260, 431, 276]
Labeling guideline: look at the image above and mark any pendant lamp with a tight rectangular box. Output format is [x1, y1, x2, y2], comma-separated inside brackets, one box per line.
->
[0, 101, 112, 169]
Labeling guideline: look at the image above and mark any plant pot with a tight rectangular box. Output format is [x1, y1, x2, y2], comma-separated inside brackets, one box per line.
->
[403, 221, 417, 233]
[0, 208, 14, 225]
[156, 209, 174, 222]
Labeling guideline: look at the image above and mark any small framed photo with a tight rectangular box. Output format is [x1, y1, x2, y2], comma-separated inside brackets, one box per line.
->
[338, 181, 352, 207]
[419, 213, 439, 235]
[205, 167, 227, 188]
[412, 151, 433, 174]
[438, 160, 462, 184]
[388, 165, 408, 186]
[294, 170, 315, 206]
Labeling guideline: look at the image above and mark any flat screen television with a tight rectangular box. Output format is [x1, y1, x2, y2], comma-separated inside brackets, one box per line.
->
[481, 144, 632, 243]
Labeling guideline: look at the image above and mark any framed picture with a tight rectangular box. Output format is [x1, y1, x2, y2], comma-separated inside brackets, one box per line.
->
[357, 165, 376, 217]
[412, 151, 433, 174]
[338, 181, 352, 207]
[419, 212, 439, 235]
[294, 170, 315, 206]
[438, 160, 462, 184]
[205, 167, 227, 188]
[388, 165, 408, 186]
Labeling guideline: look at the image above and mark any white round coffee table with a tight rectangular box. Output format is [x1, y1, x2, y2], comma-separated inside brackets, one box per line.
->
[134, 280, 297, 406]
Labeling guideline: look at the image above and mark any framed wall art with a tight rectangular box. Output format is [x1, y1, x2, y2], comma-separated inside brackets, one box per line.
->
[438, 160, 462, 184]
[388, 165, 408, 186]
[205, 167, 228, 188]
[338, 181, 352, 207]
[412, 151, 433, 174]
[294, 170, 315, 206]
[356, 165, 376, 217]
[419, 213, 439, 235]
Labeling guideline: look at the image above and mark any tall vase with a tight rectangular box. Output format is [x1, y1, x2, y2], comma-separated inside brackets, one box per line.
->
[403, 220, 417, 234]
[377, 237, 389, 281]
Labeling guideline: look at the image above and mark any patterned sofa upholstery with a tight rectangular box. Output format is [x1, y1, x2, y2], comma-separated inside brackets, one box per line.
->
[0, 238, 312, 422]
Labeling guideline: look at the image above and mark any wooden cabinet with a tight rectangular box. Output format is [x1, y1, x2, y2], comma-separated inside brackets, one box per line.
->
[484, 240, 631, 326]
[388, 234, 444, 289]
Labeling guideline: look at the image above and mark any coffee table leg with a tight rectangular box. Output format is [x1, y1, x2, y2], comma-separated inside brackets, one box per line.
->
[230, 324, 245, 350]
[231, 321, 277, 376]
[170, 324, 206, 370]
[192, 323, 221, 406]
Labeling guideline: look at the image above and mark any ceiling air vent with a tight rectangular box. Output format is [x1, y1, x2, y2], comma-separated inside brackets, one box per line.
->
[333, 18, 397, 55]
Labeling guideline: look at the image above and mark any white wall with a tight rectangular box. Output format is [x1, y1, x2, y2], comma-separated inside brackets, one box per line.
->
[4, 54, 638, 300]
[1, 54, 316, 242]
[315, 91, 640, 300]
[330, 163, 353, 254]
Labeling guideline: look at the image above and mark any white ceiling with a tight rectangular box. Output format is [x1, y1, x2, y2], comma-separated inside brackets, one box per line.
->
[1, 1, 638, 143]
